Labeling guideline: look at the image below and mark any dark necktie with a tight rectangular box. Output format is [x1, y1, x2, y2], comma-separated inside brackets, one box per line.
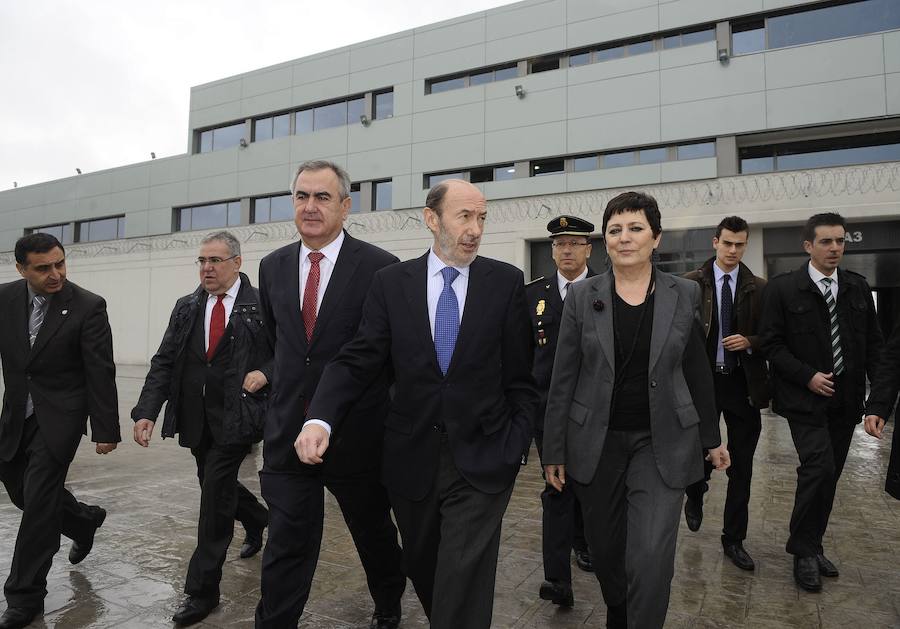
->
[25, 294, 47, 418]
[721, 274, 737, 369]
[302, 252, 325, 343]
[821, 277, 844, 375]
[563, 281, 571, 300]
[435, 267, 460, 375]
[207, 295, 225, 360]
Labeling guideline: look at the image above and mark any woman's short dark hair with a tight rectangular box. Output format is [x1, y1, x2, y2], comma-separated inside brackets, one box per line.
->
[602, 191, 662, 237]
[715, 216, 749, 238]
[802, 212, 846, 243]
[15, 233, 64, 265]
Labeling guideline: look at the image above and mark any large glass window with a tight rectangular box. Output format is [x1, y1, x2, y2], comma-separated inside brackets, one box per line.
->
[740, 132, 900, 173]
[639, 147, 668, 164]
[732, 20, 766, 55]
[347, 97, 365, 125]
[295, 109, 314, 134]
[255, 114, 290, 141]
[626, 39, 654, 56]
[768, 0, 900, 49]
[253, 195, 293, 223]
[494, 65, 518, 81]
[603, 151, 636, 168]
[314, 101, 347, 131]
[374, 91, 394, 119]
[430, 76, 466, 93]
[596, 45, 625, 62]
[177, 201, 241, 231]
[530, 56, 560, 73]
[374, 180, 392, 211]
[677, 141, 716, 160]
[79, 216, 125, 242]
[198, 122, 244, 153]
[29, 223, 74, 244]
[426, 172, 464, 188]
[531, 158, 565, 177]
[573, 156, 598, 172]
[349, 183, 362, 213]
[568, 50, 592, 66]
[494, 164, 517, 181]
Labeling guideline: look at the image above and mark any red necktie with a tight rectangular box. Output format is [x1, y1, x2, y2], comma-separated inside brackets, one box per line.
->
[302, 252, 324, 342]
[207, 294, 225, 359]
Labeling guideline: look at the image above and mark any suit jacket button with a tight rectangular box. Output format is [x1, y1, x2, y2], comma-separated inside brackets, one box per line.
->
[305, 357, 311, 366]
[650, 380, 657, 388]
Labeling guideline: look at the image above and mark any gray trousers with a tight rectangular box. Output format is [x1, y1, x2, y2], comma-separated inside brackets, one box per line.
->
[573, 429, 684, 629]
[390, 436, 514, 629]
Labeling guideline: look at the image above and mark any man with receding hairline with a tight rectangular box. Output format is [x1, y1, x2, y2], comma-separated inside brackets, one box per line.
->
[297, 179, 538, 628]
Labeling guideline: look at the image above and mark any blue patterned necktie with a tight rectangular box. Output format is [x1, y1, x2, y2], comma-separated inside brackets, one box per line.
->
[821, 277, 844, 375]
[721, 274, 738, 369]
[435, 267, 460, 375]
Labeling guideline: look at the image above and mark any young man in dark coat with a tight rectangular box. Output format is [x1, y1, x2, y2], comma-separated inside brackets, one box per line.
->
[759, 212, 882, 593]
[132, 231, 271, 626]
[682, 216, 769, 571]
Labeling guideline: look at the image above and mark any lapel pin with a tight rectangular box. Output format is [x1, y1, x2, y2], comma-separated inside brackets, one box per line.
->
[62, 309, 69, 315]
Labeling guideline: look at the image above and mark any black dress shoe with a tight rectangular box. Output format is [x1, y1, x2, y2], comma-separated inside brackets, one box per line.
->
[69, 506, 106, 565]
[683, 497, 703, 532]
[793, 556, 822, 592]
[815, 553, 839, 577]
[239, 529, 263, 559]
[369, 605, 401, 629]
[574, 548, 593, 572]
[606, 601, 627, 629]
[539, 580, 574, 607]
[723, 542, 755, 571]
[0, 605, 42, 629]
[172, 595, 219, 626]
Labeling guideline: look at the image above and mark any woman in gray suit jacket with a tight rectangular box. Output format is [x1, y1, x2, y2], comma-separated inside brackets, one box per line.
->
[542, 191, 730, 629]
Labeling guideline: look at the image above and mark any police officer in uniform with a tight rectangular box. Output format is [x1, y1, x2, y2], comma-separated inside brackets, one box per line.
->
[528, 215, 596, 607]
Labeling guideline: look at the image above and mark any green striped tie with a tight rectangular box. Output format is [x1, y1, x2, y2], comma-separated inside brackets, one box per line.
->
[820, 277, 844, 376]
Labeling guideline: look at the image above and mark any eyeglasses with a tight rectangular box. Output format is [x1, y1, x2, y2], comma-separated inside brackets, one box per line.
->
[551, 240, 590, 249]
[195, 255, 238, 267]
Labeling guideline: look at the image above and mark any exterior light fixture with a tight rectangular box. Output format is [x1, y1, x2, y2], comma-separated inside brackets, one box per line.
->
[239, 138, 248, 148]
[360, 114, 371, 127]
[75, 168, 82, 175]
[515, 84, 525, 99]
[718, 48, 729, 64]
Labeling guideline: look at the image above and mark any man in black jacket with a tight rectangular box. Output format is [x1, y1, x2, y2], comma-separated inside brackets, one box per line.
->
[863, 317, 900, 500]
[0, 233, 120, 629]
[683, 216, 769, 571]
[759, 212, 882, 593]
[132, 231, 271, 626]
[254, 161, 404, 629]
[527, 215, 596, 608]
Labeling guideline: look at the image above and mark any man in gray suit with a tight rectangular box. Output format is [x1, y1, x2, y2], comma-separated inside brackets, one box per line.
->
[542, 191, 728, 629]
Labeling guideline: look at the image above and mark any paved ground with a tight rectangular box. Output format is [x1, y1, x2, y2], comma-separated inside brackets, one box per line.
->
[0, 367, 898, 628]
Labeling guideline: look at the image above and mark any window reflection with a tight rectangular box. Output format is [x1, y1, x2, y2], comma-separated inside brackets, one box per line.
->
[375, 91, 394, 119]
[374, 180, 392, 210]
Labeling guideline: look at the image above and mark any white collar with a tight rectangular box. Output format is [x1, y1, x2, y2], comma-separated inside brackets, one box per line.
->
[557, 267, 588, 291]
[808, 261, 838, 286]
[301, 230, 345, 263]
[208, 275, 241, 301]
[428, 247, 471, 279]
[713, 261, 738, 285]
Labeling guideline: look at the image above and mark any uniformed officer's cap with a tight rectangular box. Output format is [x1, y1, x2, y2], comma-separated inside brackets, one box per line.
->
[547, 215, 594, 238]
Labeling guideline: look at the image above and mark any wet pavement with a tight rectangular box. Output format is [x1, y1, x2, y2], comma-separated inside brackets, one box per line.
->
[0, 367, 898, 628]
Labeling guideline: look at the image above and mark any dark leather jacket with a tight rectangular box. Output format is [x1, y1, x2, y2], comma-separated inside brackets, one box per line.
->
[683, 257, 770, 409]
[131, 272, 273, 445]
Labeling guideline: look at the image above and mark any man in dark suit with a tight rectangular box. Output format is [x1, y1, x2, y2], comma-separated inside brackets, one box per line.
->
[864, 317, 900, 500]
[297, 179, 538, 628]
[759, 212, 882, 592]
[682, 216, 769, 571]
[131, 231, 271, 626]
[254, 161, 405, 629]
[527, 215, 596, 607]
[0, 233, 120, 629]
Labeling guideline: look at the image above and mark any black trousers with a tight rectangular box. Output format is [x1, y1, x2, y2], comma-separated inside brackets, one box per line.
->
[685, 369, 762, 543]
[254, 464, 405, 628]
[785, 398, 856, 558]
[0, 419, 98, 607]
[573, 429, 684, 629]
[390, 437, 513, 629]
[534, 431, 589, 584]
[185, 424, 268, 598]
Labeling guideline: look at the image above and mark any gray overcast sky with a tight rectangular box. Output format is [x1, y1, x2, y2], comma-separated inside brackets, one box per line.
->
[0, 0, 512, 191]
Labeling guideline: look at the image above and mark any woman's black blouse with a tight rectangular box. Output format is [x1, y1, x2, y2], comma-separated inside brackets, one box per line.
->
[609, 292, 654, 431]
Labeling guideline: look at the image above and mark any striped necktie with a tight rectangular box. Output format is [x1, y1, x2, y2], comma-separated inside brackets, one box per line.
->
[25, 294, 47, 418]
[820, 277, 844, 375]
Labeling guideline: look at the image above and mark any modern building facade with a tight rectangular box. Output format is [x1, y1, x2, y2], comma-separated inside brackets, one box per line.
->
[2, 0, 900, 365]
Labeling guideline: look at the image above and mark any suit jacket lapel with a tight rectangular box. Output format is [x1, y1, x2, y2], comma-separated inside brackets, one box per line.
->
[447, 257, 491, 377]
[547, 274, 564, 318]
[191, 296, 207, 360]
[309, 233, 361, 349]
[402, 252, 441, 375]
[649, 273, 678, 372]
[10, 282, 29, 359]
[590, 272, 615, 372]
[283, 242, 306, 349]
[27, 283, 73, 364]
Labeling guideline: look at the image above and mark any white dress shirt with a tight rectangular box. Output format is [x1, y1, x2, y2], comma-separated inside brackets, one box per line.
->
[299, 230, 345, 315]
[713, 263, 739, 367]
[556, 268, 588, 301]
[808, 261, 838, 300]
[204, 276, 241, 352]
[427, 248, 469, 338]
